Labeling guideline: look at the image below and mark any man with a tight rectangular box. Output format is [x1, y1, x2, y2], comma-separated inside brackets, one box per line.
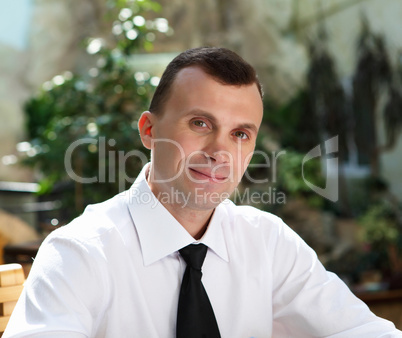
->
[5, 47, 402, 337]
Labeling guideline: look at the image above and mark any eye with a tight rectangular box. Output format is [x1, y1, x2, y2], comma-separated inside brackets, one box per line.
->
[233, 130, 249, 140]
[192, 120, 207, 128]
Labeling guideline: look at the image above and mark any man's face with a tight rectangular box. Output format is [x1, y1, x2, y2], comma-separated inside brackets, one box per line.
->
[141, 66, 263, 210]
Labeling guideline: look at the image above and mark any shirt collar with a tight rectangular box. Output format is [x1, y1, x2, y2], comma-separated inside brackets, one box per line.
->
[126, 164, 229, 266]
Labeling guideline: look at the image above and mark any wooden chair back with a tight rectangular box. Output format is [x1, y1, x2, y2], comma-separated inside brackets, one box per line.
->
[0, 264, 24, 333]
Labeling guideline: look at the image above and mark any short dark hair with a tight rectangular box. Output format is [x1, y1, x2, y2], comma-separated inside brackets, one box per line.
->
[149, 47, 263, 115]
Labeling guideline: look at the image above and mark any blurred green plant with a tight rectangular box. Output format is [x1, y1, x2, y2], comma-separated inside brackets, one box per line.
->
[257, 93, 327, 211]
[359, 203, 399, 248]
[21, 0, 171, 217]
[105, 0, 172, 55]
[358, 201, 402, 276]
[243, 124, 324, 212]
[276, 149, 324, 208]
[263, 92, 319, 153]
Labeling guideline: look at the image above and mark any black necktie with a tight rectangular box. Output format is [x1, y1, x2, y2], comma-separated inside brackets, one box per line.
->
[176, 244, 221, 338]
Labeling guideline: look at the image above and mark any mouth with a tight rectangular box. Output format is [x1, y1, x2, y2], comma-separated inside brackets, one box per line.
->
[188, 168, 228, 182]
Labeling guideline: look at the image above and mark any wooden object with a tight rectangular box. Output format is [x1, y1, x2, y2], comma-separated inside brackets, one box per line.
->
[0, 264, 24, 333]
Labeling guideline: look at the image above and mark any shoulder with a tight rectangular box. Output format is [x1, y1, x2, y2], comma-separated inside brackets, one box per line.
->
[220, 200, 312, 253]
[32, 190, 136, 289]
[221, 200, 286, 232]
[50, 190, 132, 243]
[217, 200, 304, 251]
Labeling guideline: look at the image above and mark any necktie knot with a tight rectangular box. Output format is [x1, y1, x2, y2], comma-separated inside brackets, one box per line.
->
[179, 244, 208, 271]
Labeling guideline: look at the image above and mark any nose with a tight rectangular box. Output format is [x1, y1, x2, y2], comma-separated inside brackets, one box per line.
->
[202, 133, 231, 164]
[210, 150, 230, 164]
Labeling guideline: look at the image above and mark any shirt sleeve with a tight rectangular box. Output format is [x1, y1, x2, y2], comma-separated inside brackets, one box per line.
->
[271, 220, 402, 337]
[3, 231, 108, 338]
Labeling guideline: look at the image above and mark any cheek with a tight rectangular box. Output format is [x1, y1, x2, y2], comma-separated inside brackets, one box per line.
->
[243, 151, 253, 168]
[153, 141, 183, 165]
[234, 148, 254, 175]
[175, 134, 202, 157]
[237, 148, 248, 161]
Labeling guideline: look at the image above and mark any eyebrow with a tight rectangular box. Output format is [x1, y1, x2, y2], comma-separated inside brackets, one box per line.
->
[184, 109, 259, 135]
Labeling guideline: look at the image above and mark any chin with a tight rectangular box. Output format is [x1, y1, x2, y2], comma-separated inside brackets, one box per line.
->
[191, 189, 230, 208]
[186, 199, 222, 212]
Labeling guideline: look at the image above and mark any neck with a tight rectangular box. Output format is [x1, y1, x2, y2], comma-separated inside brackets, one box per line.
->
[146, 167, 215, 240]
[161, 203, 214, 240]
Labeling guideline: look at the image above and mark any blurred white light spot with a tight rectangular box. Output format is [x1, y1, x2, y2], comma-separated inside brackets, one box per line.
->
[17, 142, 32, 152]
[97, 57, 107, 68]
[63, 71, 73, 80]
[150, 76, 160, 86]
[154, 18, 169, 33]
[87, 39, 102, 54]
[88, 68, 99, 77]
[123, 21, 133, 31]
[42, 81, 53, 91]
[53, 75, 65, 86]
[119, 8, 133, 21]
[51, 218, 59, 226]
[135, 72, 145, 82]
[75, 81, 87, 91]
[87, 122, 98, 136]
[2, 155, 17, 165]
[27, 148, 38, 157]
[145, 32, 155, 42]
[126, 29, 138, 40]
[112, 23, 123, 35]
[111, 49, 122, 59]
[133, 15, 145, 26]
[145, 20, 154, 29]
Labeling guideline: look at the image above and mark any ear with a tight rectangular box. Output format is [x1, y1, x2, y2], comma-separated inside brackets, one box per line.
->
[138, 111, 155, 150]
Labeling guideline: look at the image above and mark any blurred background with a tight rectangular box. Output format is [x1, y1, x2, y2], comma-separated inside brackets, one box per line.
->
[0, 0, 401, 327]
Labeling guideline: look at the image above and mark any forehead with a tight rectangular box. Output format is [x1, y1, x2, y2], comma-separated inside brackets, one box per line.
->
[168, 66, 262, 104]
[172, 66, 211, 89]
[163, 66, 263, 127]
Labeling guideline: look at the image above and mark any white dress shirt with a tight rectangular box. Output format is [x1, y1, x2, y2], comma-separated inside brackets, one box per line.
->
[4, 164, 402, 337]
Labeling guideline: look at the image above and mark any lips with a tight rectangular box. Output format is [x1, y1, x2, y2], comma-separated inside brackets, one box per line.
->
[188, 168, 228, 182]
